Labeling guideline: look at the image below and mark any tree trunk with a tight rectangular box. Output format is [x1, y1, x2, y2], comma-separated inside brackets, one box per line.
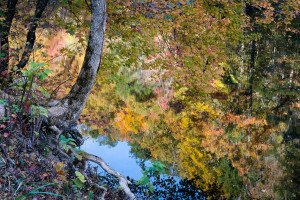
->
[0, 0, 18, 74]
[248, 39, 255, 118]
[0, 1, 137, 198]
[16, 0, 50, 69]
[47, 0, 106, 131]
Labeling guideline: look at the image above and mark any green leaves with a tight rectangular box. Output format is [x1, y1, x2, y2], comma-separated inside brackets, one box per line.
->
[60, 135, 83, 160]
[136, 175, 154, 192]
[138, 175, 149, 185]
[75, 171, 86, 183]
[30, 62, 46, 67]
[31, 105, 48, 117]
[26, 62, 52, 81]
[41, 88, 50, 98]
[73, 171, 86, 188]
[60, 135, 76, 151]
[136, 161, 166, 193]
[149, 161, 166, 175]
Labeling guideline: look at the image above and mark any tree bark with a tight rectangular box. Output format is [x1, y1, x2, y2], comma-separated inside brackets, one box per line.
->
[0, 0, 18, 74]
[47, 0, 106, 130]
[16, 0, 50, 69]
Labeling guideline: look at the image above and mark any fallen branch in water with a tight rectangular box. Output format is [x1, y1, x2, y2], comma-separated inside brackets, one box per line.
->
[83, 152, 137, 200]
[50, 125, 137, 200]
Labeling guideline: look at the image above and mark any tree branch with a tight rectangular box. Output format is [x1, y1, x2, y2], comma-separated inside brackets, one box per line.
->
[84, 152, 137, 200]
[50, 125, 137, 200]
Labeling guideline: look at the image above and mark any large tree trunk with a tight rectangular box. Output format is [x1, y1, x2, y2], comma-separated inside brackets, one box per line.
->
[47, 0, 106, 130]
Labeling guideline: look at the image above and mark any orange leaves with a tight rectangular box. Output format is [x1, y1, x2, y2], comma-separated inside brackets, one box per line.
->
[51, 161, 67, 181]
[200, 112, 277, 176]
[224, 113, 267, 128]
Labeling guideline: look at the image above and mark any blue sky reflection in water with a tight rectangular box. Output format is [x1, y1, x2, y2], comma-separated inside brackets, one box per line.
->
[81, 136, 205, 199]
[81, 136, 150, 180]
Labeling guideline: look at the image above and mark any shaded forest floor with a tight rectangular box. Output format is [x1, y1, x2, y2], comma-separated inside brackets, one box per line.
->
[0, 126, 127, 200]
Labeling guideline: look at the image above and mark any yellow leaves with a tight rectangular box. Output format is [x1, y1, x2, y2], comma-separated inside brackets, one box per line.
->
[53, 161, 64, 172]
[173, 87, 188, 100]
[113, 107, 148, 134]
[181, 115, 191, 129]
[194, 102, 220, 119]
[212, 79, 226, 89]
[278, 122, 288, 132]
[179, 134, 217, 190]
[51, 161, 67, 181]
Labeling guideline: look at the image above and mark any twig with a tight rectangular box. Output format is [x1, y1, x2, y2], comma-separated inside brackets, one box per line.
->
[83, 152, 137, 200]
[19, 76, 29, 108]
[49, 125, 69, 158]
[84, 0, 92, 12]
[18, 75, 35, 124]
[49, 77, 75, 99]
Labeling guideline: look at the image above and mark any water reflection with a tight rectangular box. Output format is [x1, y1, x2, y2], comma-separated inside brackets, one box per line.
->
[80, 68, 299, 199]
[77, 7, 300, 198]
[81, 135, 205, 199]
[81, 136, 151, 180]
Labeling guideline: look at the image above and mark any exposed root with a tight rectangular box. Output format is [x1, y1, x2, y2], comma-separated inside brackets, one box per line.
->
[50, 126, 70, 159]
[81, 170, 107, 200]
[50, 125, 137, 200]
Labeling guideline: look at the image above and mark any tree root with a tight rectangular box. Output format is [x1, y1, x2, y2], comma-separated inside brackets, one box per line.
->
[50, 125, 137, 200]
[81, 170, 107, 200]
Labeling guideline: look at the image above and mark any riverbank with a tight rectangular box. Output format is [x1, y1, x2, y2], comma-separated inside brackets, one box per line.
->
[0, 126, 127, 199]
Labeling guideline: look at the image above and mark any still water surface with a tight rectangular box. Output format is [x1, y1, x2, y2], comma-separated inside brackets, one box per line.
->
[81, 136, 151, 180]
[81, 135, 205, 199]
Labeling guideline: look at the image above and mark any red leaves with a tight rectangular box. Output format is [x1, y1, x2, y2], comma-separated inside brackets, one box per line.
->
[1, 70, 8, 76]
